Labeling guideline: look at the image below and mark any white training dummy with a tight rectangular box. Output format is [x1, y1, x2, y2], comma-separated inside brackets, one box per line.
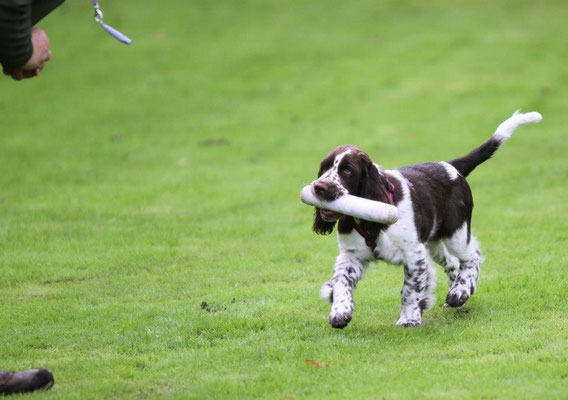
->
[300, 185, 399, 225]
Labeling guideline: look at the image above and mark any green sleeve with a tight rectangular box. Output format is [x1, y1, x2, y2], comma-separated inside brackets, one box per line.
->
[0, 0, 33, 67]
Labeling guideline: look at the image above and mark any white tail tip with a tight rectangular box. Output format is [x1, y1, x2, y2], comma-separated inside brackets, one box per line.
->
[493, 110, 542, 142]
[512, 109, 543, 123]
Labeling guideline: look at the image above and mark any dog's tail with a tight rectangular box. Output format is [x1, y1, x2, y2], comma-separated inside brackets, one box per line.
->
[448, 110, 542, 178]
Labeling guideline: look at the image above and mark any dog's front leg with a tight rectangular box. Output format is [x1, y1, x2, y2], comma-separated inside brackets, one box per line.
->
[396, 244, 437, 327]
[321, 252, 368, 329]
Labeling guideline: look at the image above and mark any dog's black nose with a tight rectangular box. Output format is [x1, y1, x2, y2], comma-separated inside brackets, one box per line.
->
[313, 181, 329, 196]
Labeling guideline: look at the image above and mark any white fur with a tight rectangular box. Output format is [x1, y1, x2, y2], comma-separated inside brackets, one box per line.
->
[492, 110, 542, 143]
[375, 170, 420, 263]
[440, 161, 460, 180]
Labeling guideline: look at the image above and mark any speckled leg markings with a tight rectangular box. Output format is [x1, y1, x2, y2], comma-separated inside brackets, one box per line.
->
[396, 245, 437, 327]
[321, 253, 368, 329]
[429, 241, 460, 287]
[443, 224, 483, 308]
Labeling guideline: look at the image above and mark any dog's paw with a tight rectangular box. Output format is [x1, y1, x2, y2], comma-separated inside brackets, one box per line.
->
[320, 281, 333, 303]
[329, 311, 352, 329]
[329, 299, 354, 329]
[396, 306, 422, 327]
[395, 318, 422, 327]
[445, 285, 470, 308]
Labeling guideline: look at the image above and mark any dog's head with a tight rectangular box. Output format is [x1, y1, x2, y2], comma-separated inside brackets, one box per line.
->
[311, 145, 389, 234]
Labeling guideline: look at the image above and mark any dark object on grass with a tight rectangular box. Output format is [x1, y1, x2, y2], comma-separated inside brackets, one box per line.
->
[0, 368, 54, 395]
[201, 300, 235, 313]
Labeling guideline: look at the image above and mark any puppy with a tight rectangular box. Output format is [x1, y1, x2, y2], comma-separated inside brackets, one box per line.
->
[311, 111, 542, 327]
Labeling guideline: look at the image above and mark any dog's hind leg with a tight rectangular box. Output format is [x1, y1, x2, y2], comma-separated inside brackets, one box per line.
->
[443, 223, 483, 308]
[321, 252, 369, 329]
[428, 241, 460, 287]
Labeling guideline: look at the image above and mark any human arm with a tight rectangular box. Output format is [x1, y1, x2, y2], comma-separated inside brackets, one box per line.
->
[0, 0, 34, 68]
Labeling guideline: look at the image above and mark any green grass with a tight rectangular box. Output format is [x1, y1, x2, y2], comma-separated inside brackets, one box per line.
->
[1, 0, 568, 398]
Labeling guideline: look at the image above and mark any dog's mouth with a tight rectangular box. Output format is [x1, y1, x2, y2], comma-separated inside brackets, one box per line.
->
[319, 208, 341, 221]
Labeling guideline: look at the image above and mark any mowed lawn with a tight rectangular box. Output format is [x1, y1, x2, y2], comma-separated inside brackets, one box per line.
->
[1, 0, 567, 398]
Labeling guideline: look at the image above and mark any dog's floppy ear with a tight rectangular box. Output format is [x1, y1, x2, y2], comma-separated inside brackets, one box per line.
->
[359, 155, 393, 205]
[312, 208, 336, 235]
[359, 155, 382, 200]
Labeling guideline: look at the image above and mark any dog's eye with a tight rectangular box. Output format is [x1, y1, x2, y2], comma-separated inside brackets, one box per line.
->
[341, 167, 354, 176]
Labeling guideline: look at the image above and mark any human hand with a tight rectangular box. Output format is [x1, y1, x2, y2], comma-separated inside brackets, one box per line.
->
[2, 28, 51, 80]
[23, 28, 51, 70]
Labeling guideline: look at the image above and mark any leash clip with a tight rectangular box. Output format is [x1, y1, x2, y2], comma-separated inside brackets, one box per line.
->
[93, 5, 103, 23]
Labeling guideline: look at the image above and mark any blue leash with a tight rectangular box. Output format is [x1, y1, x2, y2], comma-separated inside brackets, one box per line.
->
[92, 0, 132, 45]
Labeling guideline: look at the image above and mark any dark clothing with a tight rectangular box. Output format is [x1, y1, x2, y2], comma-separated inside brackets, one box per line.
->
[0, 0, 64, 67]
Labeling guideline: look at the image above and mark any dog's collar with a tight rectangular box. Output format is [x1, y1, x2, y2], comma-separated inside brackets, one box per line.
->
[386, 178, 395, 205]
[353, 220, 378, 252]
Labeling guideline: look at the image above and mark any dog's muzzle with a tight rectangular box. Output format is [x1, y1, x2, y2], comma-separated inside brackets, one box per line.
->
[311, 180, 343, 202]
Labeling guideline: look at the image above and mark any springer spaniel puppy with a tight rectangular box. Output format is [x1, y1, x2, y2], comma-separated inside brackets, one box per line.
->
[311, 111, 541, 328]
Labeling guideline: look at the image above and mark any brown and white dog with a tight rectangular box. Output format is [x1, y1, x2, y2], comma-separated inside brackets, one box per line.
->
[310, 111, 542, 328]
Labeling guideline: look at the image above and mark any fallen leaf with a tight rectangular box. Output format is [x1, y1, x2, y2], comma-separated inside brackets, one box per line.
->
[305, 359, 328, 368]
